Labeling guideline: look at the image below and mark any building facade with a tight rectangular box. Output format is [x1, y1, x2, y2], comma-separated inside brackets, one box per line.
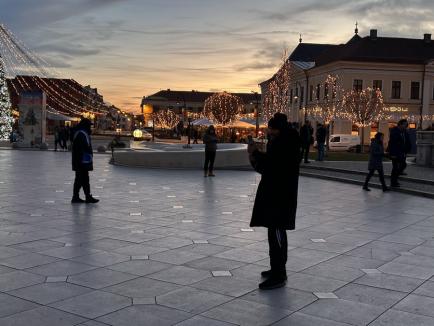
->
[261, 29, 434, 143]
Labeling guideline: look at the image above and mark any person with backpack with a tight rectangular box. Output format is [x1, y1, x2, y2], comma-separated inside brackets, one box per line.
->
[71, 118, 99, 204]
[363, 132, 389, 192]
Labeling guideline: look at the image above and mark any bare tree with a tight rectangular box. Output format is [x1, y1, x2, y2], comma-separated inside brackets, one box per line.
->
[153, 109, 180, 130]
[203, 92, 243, 126]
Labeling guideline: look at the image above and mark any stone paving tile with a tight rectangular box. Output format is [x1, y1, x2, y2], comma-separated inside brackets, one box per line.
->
[174, 315, 235, 326]
[201, 298, 291, 326]
[300, 298, 386, 326]
[192, 276, 257, 297]
[97, 304, 192, 326]
[149, 248, 206, 265]
[70, 252, 131, 267]
[355, 272, 425, 292]
[107, 259, 172, 276]
[0, 292, 40, 318]
[67, 268, 137, 289]
[8, 282, 92, 305]
[148, 265, 210, 285]
[413, 280, 434, 298]
[50, 290, 131, 319]
[370, 309, 434, 326]
[394, 294, 434, 318]
[186, 256, 246, 271]
[273, 312, 353, 326]
[285, 273, 348, 293]
[104, 277, 181, 298]
[0, 270, 45, 292]
[0, 306, 87, 326]
[378, 261, 434, 280]
[156, 286, 233, 314]
[0, 253, 60, 269]
[26, 260, 98, 277]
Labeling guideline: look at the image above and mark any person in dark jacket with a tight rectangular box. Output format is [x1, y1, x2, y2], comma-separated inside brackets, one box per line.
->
[363, 132, 389, 192]
[300, 120, 313, 163]
[71, 118, 99, 204]
[248, 113, 301, 290]
[315, 123, 327, 161]
[203, 125, 218, 177]
[388, 119, 410, 187]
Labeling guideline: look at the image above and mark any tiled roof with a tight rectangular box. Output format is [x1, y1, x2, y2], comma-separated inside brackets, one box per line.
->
[143, 90, 260, 104]
[288, 43, 338, 62]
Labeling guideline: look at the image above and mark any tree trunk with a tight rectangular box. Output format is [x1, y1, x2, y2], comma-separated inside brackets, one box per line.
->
[360, 126, 365, 153]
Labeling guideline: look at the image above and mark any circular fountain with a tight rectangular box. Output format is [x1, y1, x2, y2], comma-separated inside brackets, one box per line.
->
[111, 141, 250, 169]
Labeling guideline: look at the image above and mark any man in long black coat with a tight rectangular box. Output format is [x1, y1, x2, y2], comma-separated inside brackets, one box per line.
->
[248, 113, 301, 290]
[300, 120, 313, 163]
[388, 119, 411, 187]
[71, 118, 99, 204]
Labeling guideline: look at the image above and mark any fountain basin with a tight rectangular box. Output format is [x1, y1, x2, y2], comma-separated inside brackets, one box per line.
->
[112, 142, 250, 169]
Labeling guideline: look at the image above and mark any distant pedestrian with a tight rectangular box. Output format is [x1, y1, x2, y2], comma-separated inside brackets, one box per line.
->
[388, 119, 411, 187]
[300, 120, 313, 163]
[203, 125, 218, 177]
[248, 113, 301, 290]
[59, 126, 67, 150]
[54, 126, 61, 151]
[363, 132, 389, 192]
[193, 128, 199, 144]
[316, 123, 327, 161]
[71, 118, 99, 204]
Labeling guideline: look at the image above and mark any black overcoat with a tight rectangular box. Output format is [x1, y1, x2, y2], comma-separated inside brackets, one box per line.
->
[72, 129, 93, 171]
[250, 129, 301, 230]
[368, 140, 384, 170]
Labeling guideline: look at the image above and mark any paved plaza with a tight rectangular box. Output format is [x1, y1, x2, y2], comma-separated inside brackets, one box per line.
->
[0, 150, 434, 325]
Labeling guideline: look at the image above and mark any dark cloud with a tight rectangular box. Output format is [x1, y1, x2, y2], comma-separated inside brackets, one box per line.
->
[235, 61, 276, 72]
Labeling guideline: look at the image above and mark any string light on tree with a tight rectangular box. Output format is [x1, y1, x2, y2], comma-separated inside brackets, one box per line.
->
[0, 55, 13, 140]
[153, 109, 180, 129]
[203, 92, 243, 125]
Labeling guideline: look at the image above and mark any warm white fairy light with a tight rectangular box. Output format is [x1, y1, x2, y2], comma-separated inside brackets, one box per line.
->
[0, 55, 13, 140]
[203, 92, 243, 125]
[153, 109, 180, 129]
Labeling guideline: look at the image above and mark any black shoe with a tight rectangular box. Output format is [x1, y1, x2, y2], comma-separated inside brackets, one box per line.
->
[85, 196, 99, 204]
[362, 186, 371, 191]
[71, 197, 85, 204]
[208, 173, 215, 177]
[261, 270, 287, 280]
[391, 183, 400, 188]
[400, 172, 408, 176]
[259, 277, 286, 290]
[383, 187, 390, 192]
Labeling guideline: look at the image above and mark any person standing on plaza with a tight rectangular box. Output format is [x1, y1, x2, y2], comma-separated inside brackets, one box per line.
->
[300, 120, 313, 163]
[248, 112, 301, 290]
[388, 119, 410, 187]
[59, 125, 67, 151]
[71, 118, 99, 204]
[315, 123, 327, 161]
[54, 126, 61, 151]
[203, 125, 217, 177]
[363, 132, 389, 192]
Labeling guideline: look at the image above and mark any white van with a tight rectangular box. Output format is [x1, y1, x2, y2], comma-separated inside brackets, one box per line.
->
[329, 134, 360, 151]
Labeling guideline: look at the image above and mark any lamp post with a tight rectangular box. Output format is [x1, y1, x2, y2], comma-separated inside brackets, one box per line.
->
[252, 91, 260, 137]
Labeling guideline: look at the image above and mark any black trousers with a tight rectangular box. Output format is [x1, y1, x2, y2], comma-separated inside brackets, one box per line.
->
[268, 228, 288, 277]
[204, 150, 216, 172]
[300, 144, 310, 162]
[364, 168, 387, 188]
[73, 170, 90, 198]
[391, 158, 404, 185]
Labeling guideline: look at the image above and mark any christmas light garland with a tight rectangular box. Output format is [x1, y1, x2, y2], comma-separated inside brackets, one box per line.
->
[203, 92, 243, 125]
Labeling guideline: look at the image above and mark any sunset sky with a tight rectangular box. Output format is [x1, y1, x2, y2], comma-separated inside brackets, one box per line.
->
[1, 0, 434, 112]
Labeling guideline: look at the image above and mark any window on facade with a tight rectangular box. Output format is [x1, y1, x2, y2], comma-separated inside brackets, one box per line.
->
[353, 79, 363, 92]
[290, 89, 293, 103]
[324, 83, 329, 99]
[295, 87, 299, 98]
[373, 80, 382, 91]
[316, 84, 320, 100]
[392, 81, 401, 99]
[411, 82, 420, 100]
[309, 85, 313, 102]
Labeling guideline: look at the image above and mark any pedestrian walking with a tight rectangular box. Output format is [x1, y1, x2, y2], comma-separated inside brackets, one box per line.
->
[71, 118, 99, 204]
[59, 126, 67, 150]
[54, 126, 61, 151]
[248, 113, 301, 290]
[316, 123, 327, 161]
[193, 127, 199, 144]
[363, 132, 389, 192]
[388, 119, 410, 187]
[203, 125, 217, 177]
[300, 120, 313, 163]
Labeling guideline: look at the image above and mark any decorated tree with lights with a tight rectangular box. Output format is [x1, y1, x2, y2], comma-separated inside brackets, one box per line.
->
[153, 109, 180, 130]
[262, 49, 292, 121]
[203, 92, 243, 125]
[341, 87, 385, 152]
[0, 55, 13, 140]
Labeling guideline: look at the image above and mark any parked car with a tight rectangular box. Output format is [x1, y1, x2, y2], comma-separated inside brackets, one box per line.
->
[329, 134, 360, 151]
[141, 129, 153, 141]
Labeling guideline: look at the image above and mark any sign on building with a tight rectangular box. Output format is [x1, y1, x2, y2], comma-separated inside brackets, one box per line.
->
[17, 91, 46, 148]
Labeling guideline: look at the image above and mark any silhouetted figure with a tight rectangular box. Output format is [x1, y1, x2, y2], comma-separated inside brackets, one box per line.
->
[71, 118, 99, 204]
[59, 126, 67, 150]
[193, 128, 199, 144]
[248, 113, 301, 290]
[363, 132, 389, 192]
[300, 120, 313, 163]
[203, 125, 217, 177]
[316, 123, 327, 161]
[388, 119, 411, 187]
[54, 126, 61, 151]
